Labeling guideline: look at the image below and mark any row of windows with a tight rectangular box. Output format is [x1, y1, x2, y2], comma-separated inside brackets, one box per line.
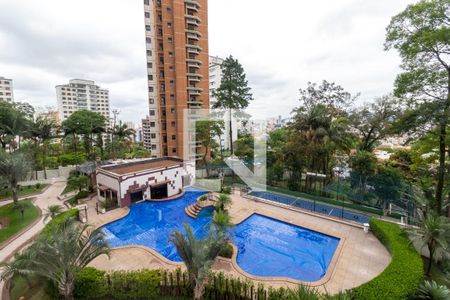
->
[0, 81, 10, 85]
[0, 92, 11, 96]
[0, 97, 12, 101]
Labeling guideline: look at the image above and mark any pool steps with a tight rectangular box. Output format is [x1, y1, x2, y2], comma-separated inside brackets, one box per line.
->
[185, 198, 216, 218]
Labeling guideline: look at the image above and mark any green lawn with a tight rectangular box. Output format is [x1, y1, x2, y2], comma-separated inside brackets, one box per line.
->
[0, 184, 48, 201]
[0, 199, 39, 244]
[9, 275, 52, 300]
[61, 184, 77, 195]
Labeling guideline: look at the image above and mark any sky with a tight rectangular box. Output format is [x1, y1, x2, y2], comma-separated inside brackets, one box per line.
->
[0, 0, 415, 125]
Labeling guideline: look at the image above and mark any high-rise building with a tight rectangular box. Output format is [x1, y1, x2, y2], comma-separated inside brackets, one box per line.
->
[0, 77, 14, 102]
[35, 110, 60, 126]
[143, 0, 209, 159]
[56, 79, 110, 123]
[209, 56, 237, 151]
[142, 116, 153, 150]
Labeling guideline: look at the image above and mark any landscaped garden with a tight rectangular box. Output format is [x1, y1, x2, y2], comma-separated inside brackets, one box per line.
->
[0, 199, 39, 244]
[0, 183, 48, 201]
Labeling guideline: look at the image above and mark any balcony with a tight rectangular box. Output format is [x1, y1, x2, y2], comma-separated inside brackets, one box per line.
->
[186, 32, 200, 41]
[186, 46, 200, 55]
[186, 29, 201, 37]
[185, 14, 201, 22]
[185, 3, 199, 12]
[187, 73, 202, 82]
[185, 0, 201, 8]
[186, 18, 200, 27]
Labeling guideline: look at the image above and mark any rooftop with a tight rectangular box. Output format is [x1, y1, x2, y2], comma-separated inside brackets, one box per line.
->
[100, 157, 183, 175]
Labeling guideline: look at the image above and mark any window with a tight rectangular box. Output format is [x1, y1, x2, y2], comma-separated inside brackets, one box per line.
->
[145, 25, 151, 31]
[150, 110, 155, 116]
[152, 145, 157, 150]
[172, 135, 176, 140]
[167, 22, 172, 28]
[172, 148, 176, 153]
[171, 108, 175, 113]
[150, 122, 155, 127]
[170, 94, 175, 100]
[167, 7, 172, 13]
[148, 75, 153, 80]
[149, 98, 154, 104]
[171, 121, 175, 127]
[168, 37, 173, 43]
[144, 0, 149, 5]
[145, 12, 150, 18]
[163, 136, 167, 143]
[147, 62, 153, 68]
[147, 50, 152, 56]
[149, 87, 154, 92]
[146, 37, 151, 43]
[151, 133, 156, 138]
[168, 51, 173, 57]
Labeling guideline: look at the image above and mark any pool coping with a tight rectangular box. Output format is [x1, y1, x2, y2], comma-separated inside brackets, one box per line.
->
[95, 193, 346, 287]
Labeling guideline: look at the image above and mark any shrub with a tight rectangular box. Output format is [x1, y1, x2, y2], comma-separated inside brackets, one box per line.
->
[76, 190, 90, 199]
[109, 270, 161, 299]
[35, 183, 41, 189]
[350, 219, 423, 300]
[74, 267, 108, 299]
[218, 243, 233, 258]
[415, 280, 450, 300]
[199, 195, 207, 201]
[222, 186, 231, 194]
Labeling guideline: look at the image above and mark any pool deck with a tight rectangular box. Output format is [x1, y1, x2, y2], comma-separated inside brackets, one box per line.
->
[87, 190, 391, 294]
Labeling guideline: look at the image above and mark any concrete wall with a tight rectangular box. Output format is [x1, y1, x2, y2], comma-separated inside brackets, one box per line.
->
[25, 166, 76, 182]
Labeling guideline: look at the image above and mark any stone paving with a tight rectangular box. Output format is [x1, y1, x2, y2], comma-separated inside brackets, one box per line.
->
[88, 190, 391, 294]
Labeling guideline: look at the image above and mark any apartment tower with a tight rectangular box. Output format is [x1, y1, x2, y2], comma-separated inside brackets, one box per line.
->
[143, 0, 209, 159]
[56, 79, 110, 123]
[0, 77, 14, 102]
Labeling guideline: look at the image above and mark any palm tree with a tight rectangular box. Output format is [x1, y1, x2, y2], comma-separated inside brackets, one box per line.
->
[43, 204, 64, 222]
[170, 224, 227, 300]
[67, 175, 88, 192]
[1, 219, 110, 300]
[109, 122, 135, 158]
[416, 280, 450, 300]
[215, 194, 231, 212]
[212, 209, 233, 236]
[0, 151, 32, 204]
[30, 117, 55, 179]
[409, 213, 450, 275]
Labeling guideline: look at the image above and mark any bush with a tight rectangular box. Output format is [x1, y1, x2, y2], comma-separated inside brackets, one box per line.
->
[74, 267, 108, 299]
[199, 195, 207, 201]
[76, 190, 90, 199]
[219, 243, 233, 258]
[222, 186, 231, 194]
[108, 270, 161, 300]
[350, 219, 423, 300]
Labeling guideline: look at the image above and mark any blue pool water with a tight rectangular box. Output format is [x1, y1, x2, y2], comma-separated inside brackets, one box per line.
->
[250, 191, 370, 224]
[102, 190, 340, 281]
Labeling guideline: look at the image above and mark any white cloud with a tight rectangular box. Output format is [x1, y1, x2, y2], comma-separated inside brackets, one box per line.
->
[0, 0, 415, 124]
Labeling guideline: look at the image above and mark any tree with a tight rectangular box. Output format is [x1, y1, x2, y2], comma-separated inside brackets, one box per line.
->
[108, 122, 136, 159]
[0, 101, 31, 150]
[409, 213, 450, 275]
[0, 151, 32, 204]
[212, 209, 233, 236]
[0, 219, 110, 300]
[350, 95, 400, 152]
[30, 117, 55, 179]
[170, 224, 227, 300]
[371, 165, 405, 209]
[61, 110, 106, 156]
[43, 204, 64, 222]
[212, 55, 253, 155]
[215, 193, 231, 212]
[67, 175, 88, 192]
[195, 120, 223, 177]
[385, 0, 450, 214]
[350, 151, 377, 202]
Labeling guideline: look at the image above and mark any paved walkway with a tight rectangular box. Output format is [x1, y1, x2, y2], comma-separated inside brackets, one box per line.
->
[0, 179, 67, 300]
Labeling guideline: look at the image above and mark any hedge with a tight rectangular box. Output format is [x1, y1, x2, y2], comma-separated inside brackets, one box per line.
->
[73, 268, 161, 299]
[350, 219, 423, 300]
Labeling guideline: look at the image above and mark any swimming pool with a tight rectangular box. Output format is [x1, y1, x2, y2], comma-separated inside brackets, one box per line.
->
[250, 191, 370, 224]
[101, 190, 340, 282]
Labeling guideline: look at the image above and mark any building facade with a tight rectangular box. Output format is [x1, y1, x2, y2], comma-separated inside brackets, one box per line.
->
[35, 110, 60, 126]
[143, 0, 209, 159]
[209, 56, 237, 151]
[56, 79, 110, 123]
[96, 157, 188, 207]
[0, 77, 14, 102]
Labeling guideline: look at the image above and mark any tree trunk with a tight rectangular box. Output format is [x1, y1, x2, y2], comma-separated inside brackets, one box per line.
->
[435, 122, 446, 215]
[43, 143, 47, 180]
[228, 109, 235, 185]
[427, 243, 434, 276]
[193, 282, 205, 300]
[12, 185, 18, 205]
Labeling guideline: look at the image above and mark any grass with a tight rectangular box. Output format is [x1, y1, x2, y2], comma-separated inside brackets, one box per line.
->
[0, 199, 39, 244]
[9, 275, 52, 300]
[0, 184, 48, 201]
[61, 184, 77, 195]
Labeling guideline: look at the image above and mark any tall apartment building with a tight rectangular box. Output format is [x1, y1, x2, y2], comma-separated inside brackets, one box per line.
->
[142, 116, 153, 150]
[0, 77, 14, 102]
[56, 79, 110, 123]
[143, 0, 209, 159]
[209, 56, 237, 151]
